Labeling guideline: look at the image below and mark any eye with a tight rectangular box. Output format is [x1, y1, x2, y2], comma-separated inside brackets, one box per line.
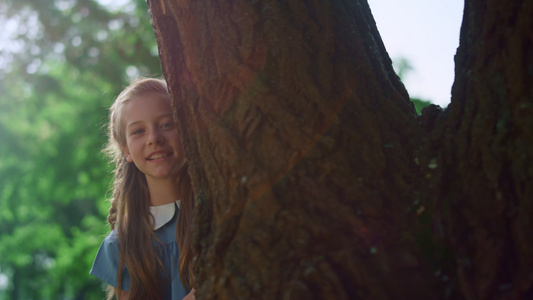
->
[162, 121, 174, 129]
[132, 128, 144, 135]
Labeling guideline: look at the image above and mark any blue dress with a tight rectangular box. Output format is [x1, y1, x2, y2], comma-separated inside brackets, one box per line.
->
[90, 203, 187, 299]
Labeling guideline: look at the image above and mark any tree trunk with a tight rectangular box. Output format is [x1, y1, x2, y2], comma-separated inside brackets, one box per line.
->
[147, 0, 533, 299]
[422, 0, 533, 299]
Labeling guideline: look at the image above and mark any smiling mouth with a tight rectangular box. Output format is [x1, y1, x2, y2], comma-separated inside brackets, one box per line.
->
[147, 153, 171, 160]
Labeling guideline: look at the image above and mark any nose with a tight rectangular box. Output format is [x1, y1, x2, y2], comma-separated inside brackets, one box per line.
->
[147, 128, 164, 145]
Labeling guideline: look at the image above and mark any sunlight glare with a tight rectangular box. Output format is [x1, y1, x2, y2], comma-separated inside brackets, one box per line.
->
[96, 0, 130, 11]
[0, 274, 7, 290]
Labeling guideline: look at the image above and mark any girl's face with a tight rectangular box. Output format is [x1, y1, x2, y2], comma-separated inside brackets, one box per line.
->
[121, 92, 186, 183]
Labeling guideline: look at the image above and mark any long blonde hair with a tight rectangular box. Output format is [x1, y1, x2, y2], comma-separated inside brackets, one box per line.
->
[104, 77, 195, 299]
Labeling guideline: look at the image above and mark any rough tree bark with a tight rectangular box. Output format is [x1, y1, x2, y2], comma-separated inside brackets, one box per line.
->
[147, 0, 532, 299]
[422, 1, 533, 299]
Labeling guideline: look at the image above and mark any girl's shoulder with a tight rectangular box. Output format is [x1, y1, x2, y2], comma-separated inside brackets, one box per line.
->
[102, 229, 119, 246]
[95, 229, 120, 260]
[90, 229, 126, 288]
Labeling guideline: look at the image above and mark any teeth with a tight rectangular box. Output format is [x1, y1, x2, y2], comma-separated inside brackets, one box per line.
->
[148, 153, 168, 160]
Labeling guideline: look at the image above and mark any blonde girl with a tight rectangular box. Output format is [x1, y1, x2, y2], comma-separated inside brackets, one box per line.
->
[90, 77, 195, 300]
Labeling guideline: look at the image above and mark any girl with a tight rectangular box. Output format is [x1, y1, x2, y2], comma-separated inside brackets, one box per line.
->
[90, 77, 196, 300]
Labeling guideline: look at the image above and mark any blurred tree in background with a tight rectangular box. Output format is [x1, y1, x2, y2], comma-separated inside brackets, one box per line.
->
[0, 0, 161, 298]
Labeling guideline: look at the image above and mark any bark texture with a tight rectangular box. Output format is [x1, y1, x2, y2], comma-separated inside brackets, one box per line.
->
[423, 0, 533, 299]
[147, 0, 532, 299]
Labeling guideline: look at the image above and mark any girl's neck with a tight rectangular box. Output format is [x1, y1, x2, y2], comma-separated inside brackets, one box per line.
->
[146, 178, 180, 206]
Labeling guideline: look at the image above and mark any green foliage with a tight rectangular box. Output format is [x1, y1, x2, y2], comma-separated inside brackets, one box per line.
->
[0, 0, 162, 298]
[392, 57, 433, 115]
[411, 97, 432, 115]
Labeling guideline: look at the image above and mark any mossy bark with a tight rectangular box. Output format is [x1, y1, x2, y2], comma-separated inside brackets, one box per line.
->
[147, 0, 532, 298]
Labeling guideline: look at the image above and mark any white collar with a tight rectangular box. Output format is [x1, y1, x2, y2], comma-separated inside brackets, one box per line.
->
[150, 200, 180, 230]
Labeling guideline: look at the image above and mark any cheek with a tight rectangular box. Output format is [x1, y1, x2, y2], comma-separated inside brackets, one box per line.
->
[124, 138, 140, 156]
[129, 140, 142, 153]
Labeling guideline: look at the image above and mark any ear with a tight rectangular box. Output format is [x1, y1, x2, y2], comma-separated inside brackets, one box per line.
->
[123, 144, 133, 162]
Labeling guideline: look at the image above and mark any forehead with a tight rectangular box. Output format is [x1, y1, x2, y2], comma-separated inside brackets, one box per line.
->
[122, 92, 173, 125]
